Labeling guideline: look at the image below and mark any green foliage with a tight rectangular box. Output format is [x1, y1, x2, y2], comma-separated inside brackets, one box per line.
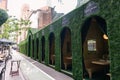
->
[0, 8, 8, 26]
[0, 16, 31, 40]
[19, 39, 27, 54]
[20, 0, 120, 80]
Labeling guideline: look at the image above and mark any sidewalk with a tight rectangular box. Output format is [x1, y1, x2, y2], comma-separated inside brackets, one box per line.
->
[5, 49, 73, 80]
[5, 60, 25, 80]
[5, 52, 25, 80]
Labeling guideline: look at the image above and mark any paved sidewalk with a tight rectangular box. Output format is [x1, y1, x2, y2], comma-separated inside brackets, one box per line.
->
[5, 60, 25, 80]
[5, 49, 73, 80]
[11, 50, 55, 80]
[5, 53, 25, 80]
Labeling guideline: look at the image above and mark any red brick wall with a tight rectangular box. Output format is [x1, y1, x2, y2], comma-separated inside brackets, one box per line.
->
[38, 6, 52, 29]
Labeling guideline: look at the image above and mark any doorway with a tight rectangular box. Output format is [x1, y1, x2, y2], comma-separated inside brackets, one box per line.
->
[60, 27, 72, 71]
[81, 16, 110, 80]
[49, 33, 55, 65]
[41, 36, 45, 63]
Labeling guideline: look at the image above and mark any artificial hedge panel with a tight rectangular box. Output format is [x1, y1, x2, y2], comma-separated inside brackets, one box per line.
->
[19, 0, 120, 80]
[52, 19, 62, 71]
[107, 0, 120, 80]
[68, 7, 84, 79]
[34, 34, 37, 60]
[19, 40, 27, 54]
[38, 31, 43, 62]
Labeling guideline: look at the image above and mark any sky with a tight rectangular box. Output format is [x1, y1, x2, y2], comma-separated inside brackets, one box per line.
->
[7, 0, 47, 18]
[7, 0, 77, 19]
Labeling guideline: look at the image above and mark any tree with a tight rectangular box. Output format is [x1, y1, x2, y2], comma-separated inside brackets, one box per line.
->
[19, 18, 31, 30]
[0, 16, 31, 41]
[17, 18, 31, 42]
[0, 16, 19, 39]
[0, 8, 8, 26]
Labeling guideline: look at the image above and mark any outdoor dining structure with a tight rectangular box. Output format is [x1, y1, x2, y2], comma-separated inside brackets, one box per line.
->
[0, 38, 16, 79]
[19, 0, 120, 80]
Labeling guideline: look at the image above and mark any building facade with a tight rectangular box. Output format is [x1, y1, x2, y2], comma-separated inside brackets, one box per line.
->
[38, 6, 52, 29]
[19, 6, 53, 43]
[17, 4, 30, 43]
[0, 0, 7, 10]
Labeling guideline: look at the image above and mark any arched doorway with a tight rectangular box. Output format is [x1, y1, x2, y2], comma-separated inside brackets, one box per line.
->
[36, 38, 39, 60]
[28, 36, 31, 57]
[81, 15, 109, 79]
[41, 36, 45, 63]
[32, 39, 34, 58]
[60, 27, 72, 71]
[49, 32, 55, 65]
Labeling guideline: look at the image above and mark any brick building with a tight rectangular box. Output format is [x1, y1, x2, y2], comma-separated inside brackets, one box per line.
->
[17, 4, 30, 43]
[21, 4, 30, 20]
[0, 0, 7, 10]
[37, 6, 52, 29]
[19, 6, 53, 43]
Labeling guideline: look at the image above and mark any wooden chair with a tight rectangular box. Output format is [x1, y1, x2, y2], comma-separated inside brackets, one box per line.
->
[63, 54, 72, 69]
[51, 54, 55, 64]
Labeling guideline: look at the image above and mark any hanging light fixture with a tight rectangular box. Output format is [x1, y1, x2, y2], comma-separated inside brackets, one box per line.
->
[103, 34, 108, 40]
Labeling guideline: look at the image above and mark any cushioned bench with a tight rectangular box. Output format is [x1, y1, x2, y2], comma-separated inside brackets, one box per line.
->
[50, 54, 55, 64]
[84, 59, 104, 79]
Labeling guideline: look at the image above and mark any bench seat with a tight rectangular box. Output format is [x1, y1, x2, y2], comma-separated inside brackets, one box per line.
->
[84, 59, 104, 79]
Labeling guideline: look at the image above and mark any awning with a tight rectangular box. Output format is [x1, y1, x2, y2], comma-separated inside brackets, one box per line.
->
[0, 38, 16, 45]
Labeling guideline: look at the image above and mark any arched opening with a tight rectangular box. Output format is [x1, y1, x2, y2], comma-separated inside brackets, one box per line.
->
[36, 38, 39, 60]
[41, 36, 45, 63]
[32, 39, 34, 58]
[81, 15, 110, 80]
[49, 32, 55, 65]
[28, 36, 31, 57]
[60, 27, 72, 71]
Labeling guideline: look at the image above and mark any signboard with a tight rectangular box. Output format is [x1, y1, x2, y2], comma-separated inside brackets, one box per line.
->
[84, 1, 99, 16]
[36, 33, 39, 38]
[49, 25, 54, 32]
[62, 17, 69, 27]
[77, 0, 90, 7]
[42, 30, 44, 36]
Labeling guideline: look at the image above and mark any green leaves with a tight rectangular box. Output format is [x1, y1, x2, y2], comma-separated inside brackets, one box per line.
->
[1, 16, 31, 40]
[0, 8, 8, 26]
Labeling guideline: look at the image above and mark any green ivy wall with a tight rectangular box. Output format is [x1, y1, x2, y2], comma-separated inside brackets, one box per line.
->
[19, 0, 120, 80]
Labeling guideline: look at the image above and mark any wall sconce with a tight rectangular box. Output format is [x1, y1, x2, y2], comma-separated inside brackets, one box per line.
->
[103, 34, 108, 40]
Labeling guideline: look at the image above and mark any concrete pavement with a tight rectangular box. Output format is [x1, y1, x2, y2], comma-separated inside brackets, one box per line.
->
[5, 50, 55, 80]
[4, 49, 73, 80]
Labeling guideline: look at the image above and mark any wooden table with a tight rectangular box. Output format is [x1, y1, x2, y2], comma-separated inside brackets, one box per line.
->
[64, 56, 72, 69]
[92, 59, 110, 65]
[66, 56, 72, 60]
